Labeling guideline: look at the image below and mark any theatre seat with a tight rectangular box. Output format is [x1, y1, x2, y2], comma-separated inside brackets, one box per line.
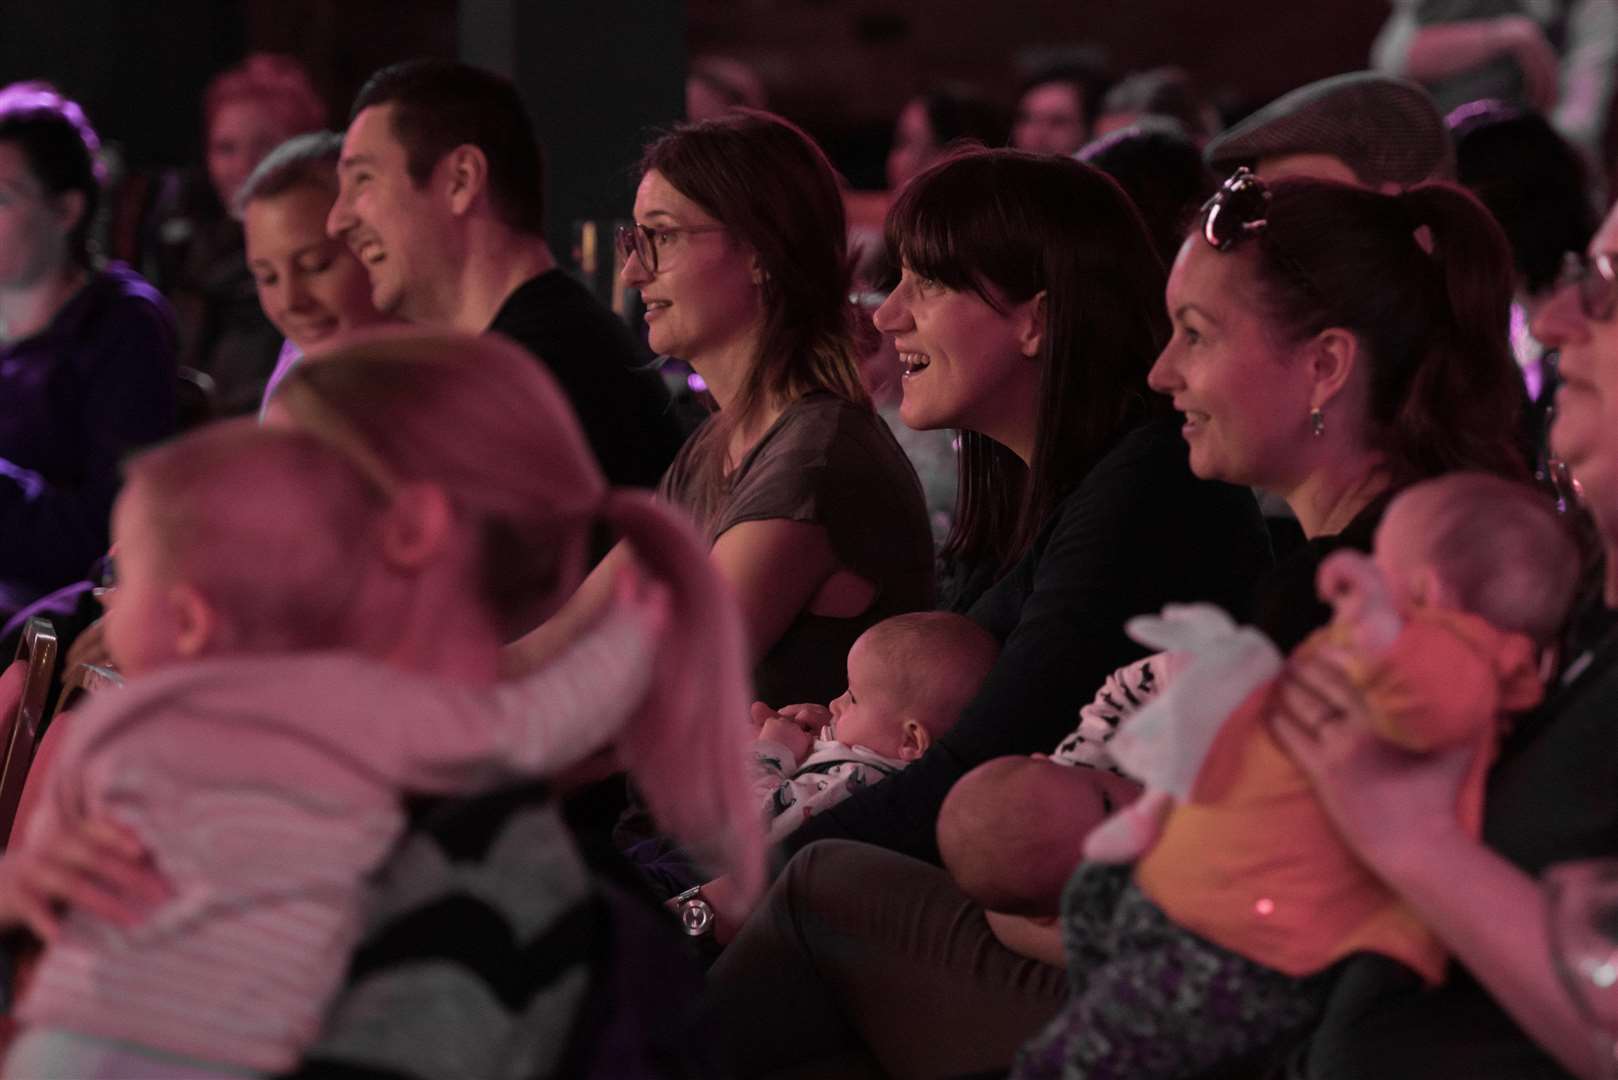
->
[0, 620, 57, 850]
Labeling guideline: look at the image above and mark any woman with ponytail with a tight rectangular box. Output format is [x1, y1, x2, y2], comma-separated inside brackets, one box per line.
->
[267, 331, 763, 899]
[0, 330, 762, 1078]
[1150, 169, 1529, 650]
[260, 331, 764, 1078]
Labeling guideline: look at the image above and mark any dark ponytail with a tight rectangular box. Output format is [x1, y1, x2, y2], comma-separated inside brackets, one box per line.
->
[1389, 184, 1526, 481]
[1252, 178, 1527, 485]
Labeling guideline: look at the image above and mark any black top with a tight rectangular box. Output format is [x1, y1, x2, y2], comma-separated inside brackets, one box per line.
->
[1252, 493, 1393, 653]
[0, 263, 176, 611]
[1301, 606, 1618, 1080]
[488, 270, 687, 490]
[779, 416, 1274, 865]
[660, 393, 934, 707]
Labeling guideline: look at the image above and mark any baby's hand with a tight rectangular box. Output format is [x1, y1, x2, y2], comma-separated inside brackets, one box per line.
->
[1317, 550, 1401, 654]
[757, 714, 815, 761]
[776, 702, 832, 732]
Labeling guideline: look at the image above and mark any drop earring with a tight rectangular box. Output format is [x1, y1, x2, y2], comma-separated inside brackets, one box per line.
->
[1309, 408, 1326, 438]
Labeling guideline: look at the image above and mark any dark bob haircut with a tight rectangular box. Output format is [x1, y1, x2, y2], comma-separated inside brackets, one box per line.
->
[886, 148, 1169, 572]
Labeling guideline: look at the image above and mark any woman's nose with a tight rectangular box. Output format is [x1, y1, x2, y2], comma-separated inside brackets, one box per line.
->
[1146, 345, 1181, 394]
[873, 288, 912, 334]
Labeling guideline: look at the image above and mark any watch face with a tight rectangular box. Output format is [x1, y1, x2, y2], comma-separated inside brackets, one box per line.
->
[680, 899, 714, 936]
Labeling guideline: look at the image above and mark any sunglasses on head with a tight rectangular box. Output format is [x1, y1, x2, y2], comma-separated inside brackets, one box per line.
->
[1554, 251, 1618, 323]
[1199, 167, 1324, 302]
[1201, 167, 1271, 252]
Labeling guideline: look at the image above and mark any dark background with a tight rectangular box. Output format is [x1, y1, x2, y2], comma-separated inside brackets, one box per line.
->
[0, 0, 1390, 231]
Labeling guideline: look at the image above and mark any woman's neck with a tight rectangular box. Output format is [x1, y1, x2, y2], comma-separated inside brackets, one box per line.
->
[967, 364, 1041, 467]
[1280, 449, 1391, 539]
[689, 324, 790, 470]
[687, 320, 768, 414]
[0, 262, 86, 344]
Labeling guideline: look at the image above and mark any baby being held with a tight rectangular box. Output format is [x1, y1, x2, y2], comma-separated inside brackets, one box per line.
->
[1006, 473, 1582, 1080]
[751, 612, 999, 843]
[6, 421, 740, 1079]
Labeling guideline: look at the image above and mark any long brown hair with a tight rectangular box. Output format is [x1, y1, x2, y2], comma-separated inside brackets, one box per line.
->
[886, 149, 1170, 573]
[639, 110, 868, 521]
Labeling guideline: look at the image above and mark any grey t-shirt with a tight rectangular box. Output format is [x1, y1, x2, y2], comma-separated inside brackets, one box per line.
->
[660, 392, 934, 707]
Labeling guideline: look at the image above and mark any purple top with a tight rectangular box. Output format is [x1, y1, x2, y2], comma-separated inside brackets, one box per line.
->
[0, 263, 176, 610]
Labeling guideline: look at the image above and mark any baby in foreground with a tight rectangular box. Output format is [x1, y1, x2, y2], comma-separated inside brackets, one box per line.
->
[4, 422, 747, 1078]
[752, 611, 999, 843]
[630, 612, 996, 904]
[944, 473, 1580, 1079]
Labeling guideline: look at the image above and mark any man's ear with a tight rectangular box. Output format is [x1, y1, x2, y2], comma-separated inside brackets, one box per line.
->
[170, 582, 218, 659]
[897, 719, 933, 762]
[442, 144, 490, 216]
[379, 484, 455, 570]
[1305, 326, 1359, 413]
[1016, 289, 1047, 359]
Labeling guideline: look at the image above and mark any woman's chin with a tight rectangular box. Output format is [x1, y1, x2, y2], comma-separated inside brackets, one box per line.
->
[897, 390, 949, 432]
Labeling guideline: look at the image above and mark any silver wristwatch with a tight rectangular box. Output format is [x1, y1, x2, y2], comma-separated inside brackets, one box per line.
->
[672, 885, 715, 937]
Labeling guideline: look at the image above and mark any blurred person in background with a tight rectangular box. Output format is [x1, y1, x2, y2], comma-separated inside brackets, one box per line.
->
[0, 82, 175, 628]
[236, 131, 389, 414]
[1371, 0, 1618, 160]
[1449, 99, 1601, 489]
[1010, 55, 1111, 157]
[145, 54, 325, 415]
[687, 55, 768, 122]
[1091, 66, 1221, 143]
[886, 83, 1009, 191]
[1078, 118, 1216, 267]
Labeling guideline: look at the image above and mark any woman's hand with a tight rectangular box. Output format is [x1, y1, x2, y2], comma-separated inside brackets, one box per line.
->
[0, 818, 167, 941]
[1270, 646, 1472, 878]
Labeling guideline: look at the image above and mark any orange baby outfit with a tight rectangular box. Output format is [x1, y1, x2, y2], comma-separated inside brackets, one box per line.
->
[1134, 611, 1541, 985]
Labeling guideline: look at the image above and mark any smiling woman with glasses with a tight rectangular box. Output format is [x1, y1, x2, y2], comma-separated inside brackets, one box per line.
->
[513, 110, 933, 728]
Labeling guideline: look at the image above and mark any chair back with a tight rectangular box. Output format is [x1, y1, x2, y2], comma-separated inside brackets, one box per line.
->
[49, 662, 122, 728]
[0, 619, 57, 849]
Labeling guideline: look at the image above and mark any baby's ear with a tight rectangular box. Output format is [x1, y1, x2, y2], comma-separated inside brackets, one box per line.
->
[1408, 563, 1454, 611]
[897, 719, 932, 762]
[379, 483, 454, 570]
[169, 582, 218, 659]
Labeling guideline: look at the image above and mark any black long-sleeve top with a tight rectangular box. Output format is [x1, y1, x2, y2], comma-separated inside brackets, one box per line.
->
[780, 416, 1274, 866]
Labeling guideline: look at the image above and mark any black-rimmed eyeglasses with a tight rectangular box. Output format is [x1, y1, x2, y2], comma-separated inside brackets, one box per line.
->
[615, 222, 727, 275]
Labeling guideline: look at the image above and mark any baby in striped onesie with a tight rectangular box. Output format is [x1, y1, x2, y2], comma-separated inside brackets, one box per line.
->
[3, 423, 675, 1079]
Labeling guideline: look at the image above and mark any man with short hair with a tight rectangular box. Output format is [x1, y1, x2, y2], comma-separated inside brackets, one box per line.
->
[328, 59, 685, 489]
[1204, 71, 1454, 190]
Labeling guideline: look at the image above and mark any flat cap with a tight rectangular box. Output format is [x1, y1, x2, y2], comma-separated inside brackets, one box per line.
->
[1206, 72, 1454, 188]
